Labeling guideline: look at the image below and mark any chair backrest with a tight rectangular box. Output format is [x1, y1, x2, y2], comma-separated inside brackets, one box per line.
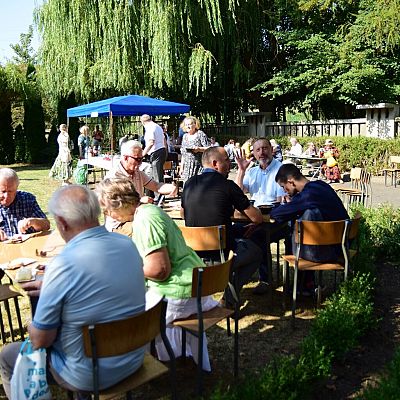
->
[163, 161, 174, 170]
[389, 155, 400, 166]
[350, 167, 362, 189]
[294, 219, 350, 246]
[179, 225, 226, 262]
[191, 253, 234, 297]
[82, 298, 163, 358]
[350, 167, 362, 180]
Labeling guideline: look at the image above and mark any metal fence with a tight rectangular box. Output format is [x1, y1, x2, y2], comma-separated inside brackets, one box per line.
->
[203, 119, 366, 144]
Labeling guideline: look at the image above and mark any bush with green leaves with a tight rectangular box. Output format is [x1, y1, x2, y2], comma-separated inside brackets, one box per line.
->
[303, 274, 376, 362]
[359, 348, 400, 399]
[350, 204, 400, 264]
[210, 273, 376, 400]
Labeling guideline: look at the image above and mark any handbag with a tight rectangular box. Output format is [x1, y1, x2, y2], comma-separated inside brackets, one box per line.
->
[10, 339, 52, 400]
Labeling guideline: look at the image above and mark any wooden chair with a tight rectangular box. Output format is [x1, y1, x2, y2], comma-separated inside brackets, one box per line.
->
[179, 225, 226, 263]
[0, 284, 24, 344]
[163, 161, 176, 183]
[80, 298, 176, 400]
[382, 155, 400, 187]
[172, 254, 238, 395]
[333, 168, 372, 208]
[282, 219, 352, 327]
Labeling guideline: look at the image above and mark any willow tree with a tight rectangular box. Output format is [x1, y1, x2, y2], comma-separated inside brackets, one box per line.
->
[35, 0, 279, 122]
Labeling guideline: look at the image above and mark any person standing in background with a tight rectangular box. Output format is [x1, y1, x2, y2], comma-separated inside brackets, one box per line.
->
[180, 116, 210, 184]
[77, 125, 91, 159]
[49, 124, 72, 186]
[92, 125, 104, 155]
[140, 114, 167, 200]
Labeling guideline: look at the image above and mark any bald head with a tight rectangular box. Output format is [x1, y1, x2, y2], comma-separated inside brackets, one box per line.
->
[202, 146, 231, 176]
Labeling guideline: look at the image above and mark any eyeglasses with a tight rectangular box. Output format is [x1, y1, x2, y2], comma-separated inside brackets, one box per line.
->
[126, 155, 143, 162]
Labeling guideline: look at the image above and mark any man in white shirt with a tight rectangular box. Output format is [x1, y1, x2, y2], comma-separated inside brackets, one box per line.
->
[287, 137, 303, 156]
[140, 114, 167, 200]
[235, 138, 288, 294]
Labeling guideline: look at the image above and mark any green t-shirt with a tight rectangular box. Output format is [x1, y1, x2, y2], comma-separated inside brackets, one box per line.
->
[132, 204, 204, 299]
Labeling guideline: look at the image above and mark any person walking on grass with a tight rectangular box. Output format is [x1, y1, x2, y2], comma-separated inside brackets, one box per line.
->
[49, 124, 72, 186]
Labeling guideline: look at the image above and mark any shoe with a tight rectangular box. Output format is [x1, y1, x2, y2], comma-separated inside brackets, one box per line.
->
[252, 281, 270, 295]
[218, 297, 235, 310]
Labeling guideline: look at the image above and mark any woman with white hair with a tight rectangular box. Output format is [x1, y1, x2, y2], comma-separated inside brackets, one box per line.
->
[77, 125, 91, 158]
[49, 124, 72, 186]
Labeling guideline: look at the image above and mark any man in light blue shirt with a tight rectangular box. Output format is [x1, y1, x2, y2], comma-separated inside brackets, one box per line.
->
[0, 185, 146, 398]
[235, 138, 285, 206]
[235, 138, 288, 294]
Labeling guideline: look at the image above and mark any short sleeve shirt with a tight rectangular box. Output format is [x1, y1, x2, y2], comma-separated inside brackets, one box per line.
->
[32, 226, 146, 391]
[0, 191, 47, 237]
[132, 204, 204, 299]
[182, 170, 250, 250]
[144, 121, 165, 154]
[243, 158, 285, 206]
[106, 162, 153, 197]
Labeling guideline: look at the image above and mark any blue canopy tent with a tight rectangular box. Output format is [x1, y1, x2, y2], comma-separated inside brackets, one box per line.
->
[67, 94, 190, 151]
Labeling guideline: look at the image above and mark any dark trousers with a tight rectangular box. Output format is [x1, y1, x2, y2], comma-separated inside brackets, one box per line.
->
[149, 148, 167, 200]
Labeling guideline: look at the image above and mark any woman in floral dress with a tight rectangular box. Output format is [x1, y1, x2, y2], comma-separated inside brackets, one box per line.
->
[49, 124, 72, 185]
[180, 116, 210, 184]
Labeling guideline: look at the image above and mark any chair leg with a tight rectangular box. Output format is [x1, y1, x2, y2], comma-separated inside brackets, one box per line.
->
[292, 267, 298, 328]
[197, 329, 204, 396]
[233, 302, 239, 378]
[181, 328, 186, 360]
[126, 391, 133, 400]
[4, 300, 15, 342]
[276, 241, 280, 285]
[226, 316, 231, 336]
[316, 271, 322, 308]
[13, 297, 24, 341]
[0, 305, 6, 344]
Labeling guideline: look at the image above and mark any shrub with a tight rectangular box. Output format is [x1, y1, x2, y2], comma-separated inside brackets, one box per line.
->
[359, 348, 400, 399]
[350, 205, 400, 263]
[303, 274, 376, 361]
[209, 273, 376, 400]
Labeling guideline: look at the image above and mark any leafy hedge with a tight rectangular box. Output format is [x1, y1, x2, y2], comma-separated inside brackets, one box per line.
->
[351, 204, 400, 265]
[274, 136, 400, 174]
[210, 274, 376, 400]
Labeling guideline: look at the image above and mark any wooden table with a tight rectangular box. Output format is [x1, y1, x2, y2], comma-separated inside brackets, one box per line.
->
[1, 230, 64, 288]
[283, 155, 325, 180]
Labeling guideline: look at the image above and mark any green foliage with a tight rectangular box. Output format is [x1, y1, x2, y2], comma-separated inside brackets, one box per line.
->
[272, 137, 400, 174]
[304, 274, 376, 360]
[210, 273, 376, 400]
[360, 348, 400, 399]
[350, 204, 400, 262]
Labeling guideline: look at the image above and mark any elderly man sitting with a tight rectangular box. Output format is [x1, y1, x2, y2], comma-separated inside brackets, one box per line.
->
[0, 185, 146, 398]
[106, 140, 177, 204]
[0, 168, 50, 241]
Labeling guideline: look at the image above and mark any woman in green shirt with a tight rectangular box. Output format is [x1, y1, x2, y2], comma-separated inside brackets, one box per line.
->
[96, 177, 218, 371]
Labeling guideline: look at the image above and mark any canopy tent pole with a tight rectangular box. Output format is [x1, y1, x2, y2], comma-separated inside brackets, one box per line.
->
[109, 111, 114, 154]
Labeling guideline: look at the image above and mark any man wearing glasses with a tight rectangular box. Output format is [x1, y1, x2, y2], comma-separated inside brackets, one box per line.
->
[106, 140, 177, 204]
